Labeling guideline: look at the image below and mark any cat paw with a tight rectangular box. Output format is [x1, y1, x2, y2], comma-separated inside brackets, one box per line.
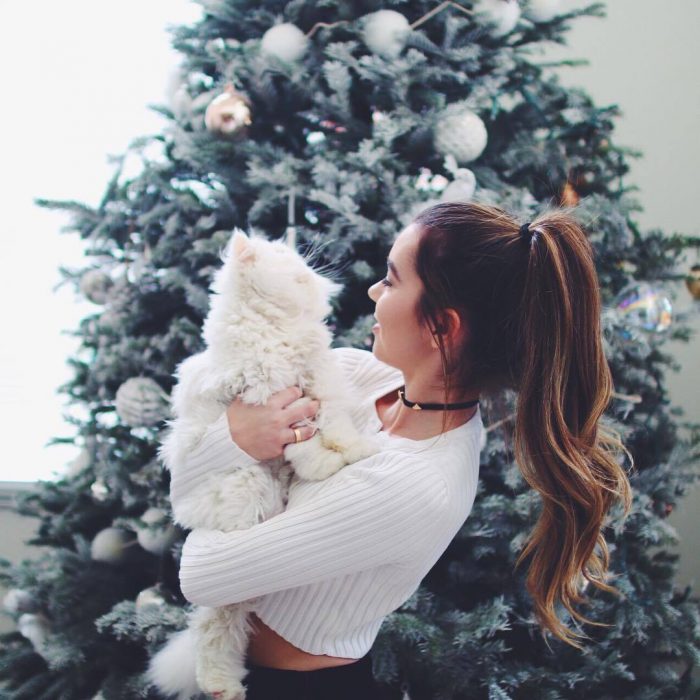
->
[341, 436, 382, 464]
[291, 448, 346, 481]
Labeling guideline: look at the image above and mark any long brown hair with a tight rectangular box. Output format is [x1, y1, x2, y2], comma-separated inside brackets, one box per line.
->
[411, 201, 634, 650]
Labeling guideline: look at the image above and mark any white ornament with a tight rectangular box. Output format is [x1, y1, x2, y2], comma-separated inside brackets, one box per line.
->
[474, 0, 521, 37]
[135, 507, 178, 556]
[91, 479, 109, 501]
[362, 10, 411, 59]
[80, 269, 114, 305]
[434, 106, 488, 164]
[441, 168, 477, 202]
[3, 588, 35, 614]
[261, 23, 309, 63]
[135, 586, 167, 610]
[18, 613, 51, 655]
[91, 527, 132, 564]
[115, 376, 170, 428]
[525, 0, 562, 22]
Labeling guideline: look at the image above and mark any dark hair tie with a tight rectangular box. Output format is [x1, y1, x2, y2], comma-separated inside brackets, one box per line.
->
[519, 222, 534, 245]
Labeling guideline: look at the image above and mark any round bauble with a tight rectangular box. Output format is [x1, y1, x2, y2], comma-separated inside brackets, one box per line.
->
[91, 527, 132, 564]
[361, 10, 411, 59]
[80, 269, 114, 305]
[441, 169, 477, 202]
[90, 479, 109, 502]
[18, 613, 51, 655]
[434, 107, 488, 164]
[3, 588, 36, 614]
[115, 376, 170, 428]
[261, 23, 309, 63]
[135, 507, 178, 556]
[473, 0, 521, 37]
[685, 264, 700, 301]
[135, 586, 167, 610]
[525, 0, 563, 22]
[613, 282, 673, 337]
[204, 86, 252, 140]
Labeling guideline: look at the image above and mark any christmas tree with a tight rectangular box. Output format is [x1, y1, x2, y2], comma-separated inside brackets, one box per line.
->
[2, 1, 700, 698]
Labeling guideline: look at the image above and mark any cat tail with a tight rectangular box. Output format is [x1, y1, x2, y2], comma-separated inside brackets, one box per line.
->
[146, 627, 200, 700]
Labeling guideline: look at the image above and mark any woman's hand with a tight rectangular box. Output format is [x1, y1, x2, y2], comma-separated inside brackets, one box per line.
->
[225, 387, 320, 461]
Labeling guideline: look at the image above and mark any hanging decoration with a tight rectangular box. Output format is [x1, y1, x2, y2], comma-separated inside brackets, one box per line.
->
[361, 10, 412, 58]
[134, 507, 178, 556]
[135, 586, 168, 610]
[80, 270, 114, 305]
[115, 376, 170, 428]
[613, 282, 673, 338]
[18, 613, 52, 658]
[434, 104, 488, 163]
[685, 264, 700, 301]
[3, 588, 36, 614]
[204, 84, 252, 139]
[473, 0, 521, 37]
[90, 527, 134, 564]
[260, 23, 309, 62]
[525, 0, 564, 23]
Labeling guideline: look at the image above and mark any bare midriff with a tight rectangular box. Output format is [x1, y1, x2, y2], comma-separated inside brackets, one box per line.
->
[246, 612, 359, 670]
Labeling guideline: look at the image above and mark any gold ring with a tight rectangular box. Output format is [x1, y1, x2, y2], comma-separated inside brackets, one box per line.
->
[293, 427, 302, 443]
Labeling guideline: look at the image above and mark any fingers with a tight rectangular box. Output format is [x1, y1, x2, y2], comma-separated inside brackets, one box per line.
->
[270, 386, 304, 410]
[286, 424, 318, 446]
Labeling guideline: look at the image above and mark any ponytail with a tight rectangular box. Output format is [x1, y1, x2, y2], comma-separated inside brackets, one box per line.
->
[412, 202, 634, 649]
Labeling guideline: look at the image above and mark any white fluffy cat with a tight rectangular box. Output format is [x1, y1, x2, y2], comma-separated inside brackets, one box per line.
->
[147, 228, 380, 700]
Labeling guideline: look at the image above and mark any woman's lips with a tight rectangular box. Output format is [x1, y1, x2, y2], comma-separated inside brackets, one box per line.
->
[372, 323, 380, 331]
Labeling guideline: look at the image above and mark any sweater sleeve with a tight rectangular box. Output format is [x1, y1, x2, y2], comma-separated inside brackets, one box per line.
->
[168, 346, 373, 513]
[178, 458, 448, 607]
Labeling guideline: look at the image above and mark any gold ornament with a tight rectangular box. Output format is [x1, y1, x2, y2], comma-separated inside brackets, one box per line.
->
[204, 84, 252, 139]
[686, 264, 700, 301]
[560, 180, 580, 207]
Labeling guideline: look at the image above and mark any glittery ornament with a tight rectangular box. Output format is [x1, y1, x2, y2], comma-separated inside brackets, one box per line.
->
[361, 10, 411, 59]
[613, 282, 673, 337]
[204, 85, 252, 139]
[261, 23, 309, 62]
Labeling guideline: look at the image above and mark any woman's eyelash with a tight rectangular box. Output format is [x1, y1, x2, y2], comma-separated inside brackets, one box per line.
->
[381, 277, 392, 287]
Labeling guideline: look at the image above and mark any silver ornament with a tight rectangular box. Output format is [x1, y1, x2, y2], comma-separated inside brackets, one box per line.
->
[440, 168, 477, 202]
[91, 527, 132, 564]
[135, 507, 178, 556]
[525, 0, 563, 23]
[90, 479, 109, 501]
[3, 588, 36, 614]
[135, 586, 167, 610]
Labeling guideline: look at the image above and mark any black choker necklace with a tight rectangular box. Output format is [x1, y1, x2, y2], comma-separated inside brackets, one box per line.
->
[397, 386, 480, 411]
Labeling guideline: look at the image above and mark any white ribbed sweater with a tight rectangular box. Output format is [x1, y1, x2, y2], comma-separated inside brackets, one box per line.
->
[173, 347, 484, 659]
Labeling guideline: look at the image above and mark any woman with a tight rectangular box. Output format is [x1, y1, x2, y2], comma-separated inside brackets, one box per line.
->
[172, 201, 633, 699]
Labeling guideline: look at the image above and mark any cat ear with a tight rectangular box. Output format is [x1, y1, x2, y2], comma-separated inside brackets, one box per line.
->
[230, 228, 256, 264]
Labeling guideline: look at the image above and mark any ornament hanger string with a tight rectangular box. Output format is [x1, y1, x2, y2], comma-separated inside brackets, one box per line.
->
[305, 1, 474, 38]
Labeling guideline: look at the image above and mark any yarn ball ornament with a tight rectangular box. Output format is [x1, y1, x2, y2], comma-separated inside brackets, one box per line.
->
[3, 588, 36, 614]
[261, 23, 309, 62]
[80, 269, 114, 305]
[525, 0, 563, 22]
[473, 0, 521, 37]
[115, 376, 170, 428]
[91, 527, 133, 563]
[440, 168, 477, 202]
[361, 10, 411, 59]
[135, 507, 178, 556]
[204, 86, 252, 139]
[434, 106, 488, 164]
[18, 613, 52, 656]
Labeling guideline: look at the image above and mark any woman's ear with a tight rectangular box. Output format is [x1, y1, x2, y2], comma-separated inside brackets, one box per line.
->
[430, 309, 467, 349]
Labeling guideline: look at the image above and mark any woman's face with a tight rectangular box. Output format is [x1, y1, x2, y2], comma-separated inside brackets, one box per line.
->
[367, 223, 437, 372]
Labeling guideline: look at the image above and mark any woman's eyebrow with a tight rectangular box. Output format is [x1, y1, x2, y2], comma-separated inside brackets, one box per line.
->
[387, 258, 401, 282]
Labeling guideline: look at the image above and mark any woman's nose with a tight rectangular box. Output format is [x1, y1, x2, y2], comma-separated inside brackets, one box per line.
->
[367, 280, 379, 301]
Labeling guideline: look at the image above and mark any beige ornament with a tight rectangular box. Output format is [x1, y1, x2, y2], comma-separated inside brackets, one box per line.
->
[686, 264, 700, 301]
[204, 84, 252, 139]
